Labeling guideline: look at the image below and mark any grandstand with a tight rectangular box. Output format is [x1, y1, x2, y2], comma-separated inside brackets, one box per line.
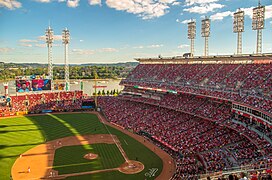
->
[98, 54, 272, 179]
[0, 2, 271, 179]
[1, 53, 271, 179]
[0, 91, 95, 117]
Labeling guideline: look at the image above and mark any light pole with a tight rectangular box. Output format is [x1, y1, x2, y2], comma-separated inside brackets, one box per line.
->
[252, 1, 265, 54]
[62, 28, 70, 91]
[188, 20, 196, 57]
[201, 17, 210, 57]
[233, 9, 245, 55]
[45, 26, 54, 90]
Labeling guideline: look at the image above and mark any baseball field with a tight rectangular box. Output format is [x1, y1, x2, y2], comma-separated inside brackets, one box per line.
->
[0, 112, 173, 180]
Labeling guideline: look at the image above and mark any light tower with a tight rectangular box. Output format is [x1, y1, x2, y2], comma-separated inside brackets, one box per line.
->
[201, 17, 210, 57]
[233, 9, 245, 55]
[62, 28, 70, 91]
[252, 1, 265, 54]
[188, 20, 196, 57]
[3, 83, 8, 97]
[45, 26, 54, 90]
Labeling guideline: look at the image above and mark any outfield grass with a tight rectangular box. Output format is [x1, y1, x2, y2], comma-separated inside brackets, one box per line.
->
[0, 117, 44, 180]
[0, 113, 163, 180]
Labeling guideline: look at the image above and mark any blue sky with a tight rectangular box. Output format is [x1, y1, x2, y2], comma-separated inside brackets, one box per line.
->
[0, 0, 271, 64]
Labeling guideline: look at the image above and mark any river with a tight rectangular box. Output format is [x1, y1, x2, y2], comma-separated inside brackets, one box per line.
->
[0, 79, 124, 96]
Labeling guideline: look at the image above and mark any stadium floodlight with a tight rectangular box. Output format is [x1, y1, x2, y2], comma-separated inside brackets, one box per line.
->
[252, 2, 265, 54]
[233, 9, 244, 55]
[62, 28, 70, 91]
[188, 20, 196, 57]
[3, 82, 8, 97]
[45, 26, 54, 90]
[201, 17, 210, 57]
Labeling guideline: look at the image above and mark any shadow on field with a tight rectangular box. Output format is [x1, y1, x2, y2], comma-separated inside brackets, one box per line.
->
[0, 129, 42, 134]
[0, 124, 35, 128]
[24, 113, 106, 179]
[0, 143, 41, 149]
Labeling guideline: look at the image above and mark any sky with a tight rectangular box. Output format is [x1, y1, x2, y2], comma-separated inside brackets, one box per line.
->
[0, 0, 271, 64]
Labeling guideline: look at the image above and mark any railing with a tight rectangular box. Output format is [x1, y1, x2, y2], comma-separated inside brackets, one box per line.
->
[199, 162, 272, 180]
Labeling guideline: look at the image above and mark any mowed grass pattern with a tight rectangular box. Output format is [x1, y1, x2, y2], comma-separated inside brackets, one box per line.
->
[28, 113, 109, 141]
[53, 144, 125, 174]
[0, 117, 44, 180]
[0, 113, 163, 180]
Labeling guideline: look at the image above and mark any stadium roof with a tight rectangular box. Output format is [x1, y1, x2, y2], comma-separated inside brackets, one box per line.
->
[135, 53, 272, 64]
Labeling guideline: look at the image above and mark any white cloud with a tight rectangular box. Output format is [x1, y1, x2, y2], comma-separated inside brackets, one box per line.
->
[35, 44, 47, 48]
[180, 19, 195, 24]
[72, 47, 118, 55]
[35, 43, 61, 48]
[67, 0, 80, 8]
[240, 5, 272, 20]
[270, 21, 272, 24]
[79, 39, 84, 42]
[20, 43, 33, 47]
[105, 0, 176, 20]
[147, 44, 164, 48]
[53, 44, 62, 47]
[172, 1, 181, 6]
[265, 5, 272, 19]
[133, 46, 144, 49]
[34, 0, 51, 3]
[99, 48, 118, 52]
[159, 0, 176, 3]
[72, 49, 95, 55]
[184, 0, 219, 6]
[184, 3, 224, 14]
[240, 7, 254, 19]
[210, 11, 232, 21]
[0, 0, 21, 10]
[89, 0, 101, 6]
[19, 39, 38, 43]
[133, 44, 164, 49]
[38, 35, 63, 41]
[0, 47, 13, 53]
[178, 44, 189, 49]
[53, 35, 63, 41]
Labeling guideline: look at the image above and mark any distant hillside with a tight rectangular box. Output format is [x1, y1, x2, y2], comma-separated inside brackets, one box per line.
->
[2, 62, 138, 68]
[79, 62, 138, 67]
[0, 62, 138, 80]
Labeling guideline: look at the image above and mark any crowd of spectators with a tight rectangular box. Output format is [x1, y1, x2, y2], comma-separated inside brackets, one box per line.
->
[122, 63, 272, 114]
[98, 96, 271, 178]
[0, 91, 83, 116]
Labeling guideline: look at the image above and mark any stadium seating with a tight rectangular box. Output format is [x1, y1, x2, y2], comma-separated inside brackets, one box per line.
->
[0, 91, 83, 115]
[1, 61, 271, 179]
[122, 63, 272, 115]
[98, 96, 271, 178]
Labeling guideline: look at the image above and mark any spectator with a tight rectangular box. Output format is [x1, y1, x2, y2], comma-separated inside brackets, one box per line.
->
[239, 172, 247, 180]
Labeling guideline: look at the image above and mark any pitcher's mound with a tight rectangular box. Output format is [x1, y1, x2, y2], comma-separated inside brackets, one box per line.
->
[84, 153, 98, 160]
[119, 160, 144, 174]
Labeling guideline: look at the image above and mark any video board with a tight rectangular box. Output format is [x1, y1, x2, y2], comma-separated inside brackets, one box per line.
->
[15, 76, 52, 92]
[32, 79, 51, 91]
